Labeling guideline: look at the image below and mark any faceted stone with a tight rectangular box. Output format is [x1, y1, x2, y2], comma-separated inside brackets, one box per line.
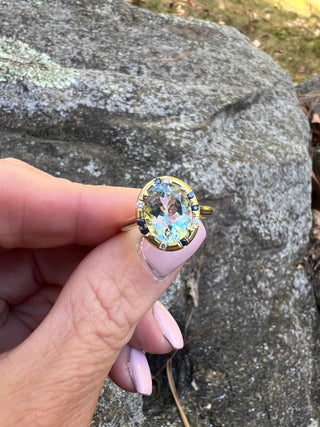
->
[159, 242, 168, 251]
[180, 238, 189, 246]
[141, 179, 195, 247]
[137, 219, 146, 227]
[0, 0, 314, 424]
[140, 227, 150, 235]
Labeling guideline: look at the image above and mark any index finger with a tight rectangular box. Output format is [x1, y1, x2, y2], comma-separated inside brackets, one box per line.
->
[0, 158, 139, 249]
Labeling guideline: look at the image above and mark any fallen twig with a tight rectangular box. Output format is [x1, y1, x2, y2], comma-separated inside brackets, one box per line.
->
[312, 171, 320, 200]
[166, 357, 191, 427]
[157, 49, 191, 62]
[184, 323, 212, 346]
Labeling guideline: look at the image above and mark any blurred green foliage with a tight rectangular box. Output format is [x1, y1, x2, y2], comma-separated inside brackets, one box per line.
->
[131, 0, 320, 82]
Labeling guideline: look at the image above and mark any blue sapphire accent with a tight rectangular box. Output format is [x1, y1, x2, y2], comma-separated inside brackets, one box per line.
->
[187, 192, 195, 199]
[137, 219, 146, 227]
[140, 227, 150, 235]
[180, 238, 189, 246]
[191, 205, 199, 211]
[154, 178, 161, 185]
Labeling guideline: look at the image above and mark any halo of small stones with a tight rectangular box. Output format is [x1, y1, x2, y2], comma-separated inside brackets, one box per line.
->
[136, 176, 201, 251]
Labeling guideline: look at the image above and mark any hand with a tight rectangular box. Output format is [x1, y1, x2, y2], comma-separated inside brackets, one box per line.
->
[0, 158, 206, 427]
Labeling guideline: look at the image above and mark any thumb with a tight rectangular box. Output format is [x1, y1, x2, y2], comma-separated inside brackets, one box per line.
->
[0, 224, 206, 426]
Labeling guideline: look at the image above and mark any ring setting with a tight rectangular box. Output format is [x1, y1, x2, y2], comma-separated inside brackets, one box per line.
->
[135, 176, 212, 251]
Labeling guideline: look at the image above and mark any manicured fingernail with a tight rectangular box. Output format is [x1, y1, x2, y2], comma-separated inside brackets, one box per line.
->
[129, 348, 152, 395]
[140, 222, 206, 279]
[152, 301, 184, 350]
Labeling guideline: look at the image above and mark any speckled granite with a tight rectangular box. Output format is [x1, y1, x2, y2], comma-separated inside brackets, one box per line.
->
[0, 0, 317, 425]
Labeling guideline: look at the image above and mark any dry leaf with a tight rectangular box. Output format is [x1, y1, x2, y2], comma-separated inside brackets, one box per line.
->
[185, 251, 205, 308]
[293, 18, 306, 27]
[312, 113, 320, 124]
[311, 209, 320, 241]
[253, 39, 261, 48]
[191, 379, 199, 391]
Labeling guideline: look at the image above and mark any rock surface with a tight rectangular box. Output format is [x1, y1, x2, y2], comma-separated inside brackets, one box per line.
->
[296, 75, 320, 115]
[296, 75, 320, 189]
[0, 0, 317, 425]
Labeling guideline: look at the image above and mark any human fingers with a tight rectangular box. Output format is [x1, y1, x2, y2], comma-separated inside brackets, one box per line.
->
[109, 345, 150, 394]
[110, 302, 184, 393]
[2, 158, 54, 176]
[0, 246, 90, 305]
[0, 245, 91, 352]
[0, 223, 206, 426]
[0, 158, 138, 249]
[0, 249, 181, 355]
[129, 302, 183, 354]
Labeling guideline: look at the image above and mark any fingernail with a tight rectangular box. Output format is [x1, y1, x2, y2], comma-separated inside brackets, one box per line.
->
[152, 301, 184, 350]
[140, 222, 206, 279]
[129, 348, 152, 395]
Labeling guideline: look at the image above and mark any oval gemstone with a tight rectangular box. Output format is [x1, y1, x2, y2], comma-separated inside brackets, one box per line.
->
[140, 178, 195, 247]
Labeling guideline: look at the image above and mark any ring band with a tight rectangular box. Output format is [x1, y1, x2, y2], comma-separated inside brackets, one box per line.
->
[123, 176, 213, 251]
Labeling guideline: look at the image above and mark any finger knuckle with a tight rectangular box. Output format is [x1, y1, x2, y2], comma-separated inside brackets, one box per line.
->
[72, 268, 138, 352]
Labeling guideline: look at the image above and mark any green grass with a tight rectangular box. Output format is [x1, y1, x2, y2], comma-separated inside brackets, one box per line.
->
[131, 0, 320, 82]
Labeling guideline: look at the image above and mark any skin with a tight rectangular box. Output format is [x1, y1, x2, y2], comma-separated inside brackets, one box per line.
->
[0, 158, 187, 427]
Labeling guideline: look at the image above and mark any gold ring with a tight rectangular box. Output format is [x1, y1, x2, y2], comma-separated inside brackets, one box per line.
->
[123, 176, 213, 251]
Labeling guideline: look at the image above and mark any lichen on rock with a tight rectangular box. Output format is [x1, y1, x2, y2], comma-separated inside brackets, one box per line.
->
[0, 0, 317, 425]
[0, 36, 78, 88]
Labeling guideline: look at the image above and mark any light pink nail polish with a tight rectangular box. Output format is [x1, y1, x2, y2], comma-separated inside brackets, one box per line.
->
[129, 348, 152, 395]
[152, 301, 184, 350]
[140, 222, 206, 279]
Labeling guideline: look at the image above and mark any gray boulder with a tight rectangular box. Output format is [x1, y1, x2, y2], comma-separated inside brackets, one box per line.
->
[0, 0, 317, 425]
[296, 75, 320, 188]
[296, 75, 320, 115]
